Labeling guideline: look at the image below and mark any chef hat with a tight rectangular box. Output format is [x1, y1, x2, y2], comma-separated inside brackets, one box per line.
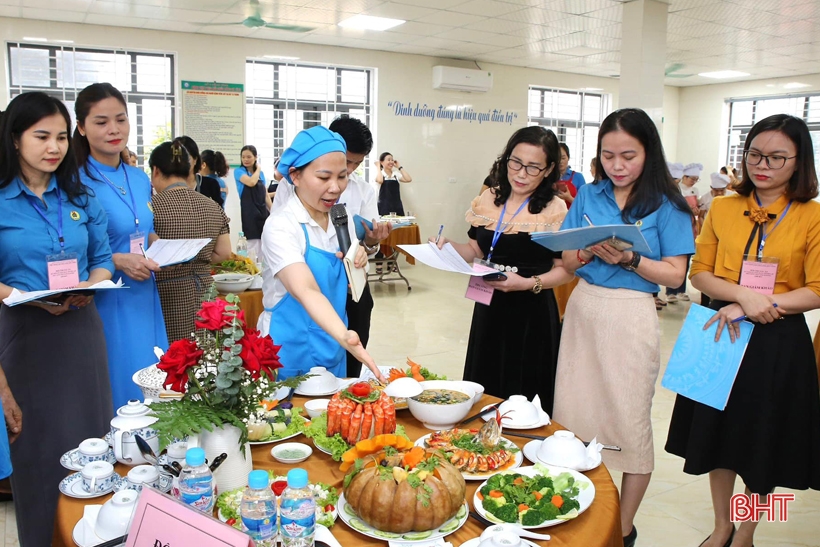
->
[710, 172, 730, 189]
[683, 163, 703, 177]
[278, 126, 347, 184]
[667, 162, 684, 179]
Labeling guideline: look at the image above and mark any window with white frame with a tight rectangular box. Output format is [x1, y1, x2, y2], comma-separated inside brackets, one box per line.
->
[527, 86, 610, 182]
[726, 94, 820, 170]
[245, 59, 374, 179]
[7, 42, 175, 167]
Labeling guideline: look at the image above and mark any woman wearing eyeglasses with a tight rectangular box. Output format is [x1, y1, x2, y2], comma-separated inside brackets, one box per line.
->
[554, 109, 695, 547]
[431, 126, 572, 409]
[666, 114, 820, 547]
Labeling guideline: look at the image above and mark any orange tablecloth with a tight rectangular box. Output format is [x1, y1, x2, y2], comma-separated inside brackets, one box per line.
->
[219, 290, 263, 330]
[53, 394, 621, 547]
[380, 225, 422, 265]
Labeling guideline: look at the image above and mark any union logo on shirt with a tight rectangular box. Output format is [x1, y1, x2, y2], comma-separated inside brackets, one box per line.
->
[70, 211, 81, 221]
[147, 201, 154, 213]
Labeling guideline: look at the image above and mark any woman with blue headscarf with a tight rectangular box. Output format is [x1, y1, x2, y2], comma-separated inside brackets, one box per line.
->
[258, 126, 385, 382]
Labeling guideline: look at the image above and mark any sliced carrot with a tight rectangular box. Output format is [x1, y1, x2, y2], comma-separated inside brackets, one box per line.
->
[533, 491, 543, 501]
[388, 368, 407, 383]
[402, 446, 425, 469]
[476, 491, 484, 501]
[260, 399, 278, 411]
[488, 490, 504, 498]
[551, 495, 564, 508]
[513, 477, 524, 486]
[518, 504, 529, 512]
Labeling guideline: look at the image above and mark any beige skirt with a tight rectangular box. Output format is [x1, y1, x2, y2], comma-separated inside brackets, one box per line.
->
[553, 279, 660, 474]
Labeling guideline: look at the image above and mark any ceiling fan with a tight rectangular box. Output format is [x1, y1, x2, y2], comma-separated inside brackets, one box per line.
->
[201, 0, 315, 33]
[665, 63, 694, 78]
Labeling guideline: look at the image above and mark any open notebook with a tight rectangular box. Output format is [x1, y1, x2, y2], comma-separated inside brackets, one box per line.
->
[344, 240, 369, 303]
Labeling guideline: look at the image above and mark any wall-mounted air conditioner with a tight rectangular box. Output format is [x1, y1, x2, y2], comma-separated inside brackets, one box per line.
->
[432, 66, 493, 93]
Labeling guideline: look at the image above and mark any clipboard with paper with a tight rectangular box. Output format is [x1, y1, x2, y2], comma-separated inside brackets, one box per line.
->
[531, 224, 652, 254]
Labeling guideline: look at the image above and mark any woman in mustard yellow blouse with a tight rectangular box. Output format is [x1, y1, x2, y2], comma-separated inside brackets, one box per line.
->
[666, 114, 820, 547]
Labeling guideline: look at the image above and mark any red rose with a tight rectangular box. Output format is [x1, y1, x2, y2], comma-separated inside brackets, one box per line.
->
[239, 329, 283, 380]
[157, 339, 203, 393]
[195, 300, 245, 331]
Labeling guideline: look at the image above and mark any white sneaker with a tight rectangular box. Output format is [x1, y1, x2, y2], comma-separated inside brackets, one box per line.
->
[666, 294, 678, 303]
[679, 293, 690, 301]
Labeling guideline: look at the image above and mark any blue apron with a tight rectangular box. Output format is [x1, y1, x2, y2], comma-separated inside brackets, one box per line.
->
[266, 224, 348, 379]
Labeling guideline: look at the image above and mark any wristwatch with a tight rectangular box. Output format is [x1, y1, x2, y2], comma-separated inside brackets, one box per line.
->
[531, 276, 543, 294]
[619, 251, 642, 272]
[362, 240, 380, 254]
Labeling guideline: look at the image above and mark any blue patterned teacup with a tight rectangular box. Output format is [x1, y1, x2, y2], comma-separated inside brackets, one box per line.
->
[81, 461, 115, 493]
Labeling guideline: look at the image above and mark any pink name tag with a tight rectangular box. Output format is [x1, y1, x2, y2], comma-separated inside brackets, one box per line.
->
[130, 232, 145, 255]
[465, 261, 496, 306]
[739, 258, 778, 295]
[46, 256, 79, 290]
[126, 487, 252, 547]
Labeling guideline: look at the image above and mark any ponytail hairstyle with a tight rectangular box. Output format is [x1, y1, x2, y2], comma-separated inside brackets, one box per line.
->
[201, 149, 229, 177]
[73, 83, 128, 180]
[175, 135, 201, 174]
[240, 145, 258, 173]
[149, 141, 191, 179]
[0, 92, 88, 205]
[596, 108, 692, 222]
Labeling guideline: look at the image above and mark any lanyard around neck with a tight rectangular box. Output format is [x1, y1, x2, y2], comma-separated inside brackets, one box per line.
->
[487, 198, 530, 262]
[91, 162, 139, 228]
[754, 192, 792, 257]
[28, 185, 65, 250]
[165, 182, 189, 192]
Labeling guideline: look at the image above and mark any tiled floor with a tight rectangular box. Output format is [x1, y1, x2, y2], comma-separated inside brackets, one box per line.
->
[4, 263, 817, 546]
[365, 263, 820, 547]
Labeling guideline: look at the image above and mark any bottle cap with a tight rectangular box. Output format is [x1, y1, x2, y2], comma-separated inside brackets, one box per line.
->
[185, 447, 206, 467]
[287, 468, 308, 489]
[248, 470, 269, 490]
[239, 231, 245, 237]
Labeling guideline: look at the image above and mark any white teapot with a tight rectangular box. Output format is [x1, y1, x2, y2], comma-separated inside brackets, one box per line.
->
[110, 400, 159, 466]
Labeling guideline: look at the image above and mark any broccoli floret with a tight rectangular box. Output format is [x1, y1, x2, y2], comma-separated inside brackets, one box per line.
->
[531, 476, 554, 492]
[482, 496, 506, 512]
[492, 503, 520, 523]
[560, 496, 581, 514]
[521, 508, 550, 526]
[485, 474, 505, 491]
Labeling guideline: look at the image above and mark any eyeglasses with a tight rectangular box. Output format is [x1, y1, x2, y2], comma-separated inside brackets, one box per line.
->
[744, 150, 797, 170]
[507, 158, 548, 177]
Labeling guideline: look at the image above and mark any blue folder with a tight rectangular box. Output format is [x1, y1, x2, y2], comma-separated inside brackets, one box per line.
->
[353, 215, 373, 240]
[531, 224, 652, 254]
[661, 304, 754, 410]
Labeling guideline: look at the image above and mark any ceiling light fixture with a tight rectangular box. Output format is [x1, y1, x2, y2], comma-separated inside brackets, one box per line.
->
[264, 55, 300, 60]
[698, 70, 750, 79]
[783, 82, 810, 89]
[580, 87, 604, 91]
[23, 37, 48, 42]
[338, 15, 405, 31]
[52, 39, 74, 44]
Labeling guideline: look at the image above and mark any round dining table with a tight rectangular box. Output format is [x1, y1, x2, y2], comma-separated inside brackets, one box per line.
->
[53, 394, 623, 547]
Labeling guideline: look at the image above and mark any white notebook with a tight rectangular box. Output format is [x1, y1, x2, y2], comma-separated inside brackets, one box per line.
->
[343, 240, 369, 303]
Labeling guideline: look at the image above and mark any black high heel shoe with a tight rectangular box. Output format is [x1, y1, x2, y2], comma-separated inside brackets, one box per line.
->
[697, 525, 735, 547]
[623, 525, 638, 547]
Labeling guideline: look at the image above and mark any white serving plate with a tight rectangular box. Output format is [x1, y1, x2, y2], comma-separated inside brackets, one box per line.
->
[522, 440, 602, 472]
[414, 433, 524, 480]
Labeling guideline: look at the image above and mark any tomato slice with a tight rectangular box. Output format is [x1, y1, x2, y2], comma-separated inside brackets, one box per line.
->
[349, 382, 371, 398]
[271, 480, 288, 496]
[324, 504, 335, 513]
[226, 518, 237, 526]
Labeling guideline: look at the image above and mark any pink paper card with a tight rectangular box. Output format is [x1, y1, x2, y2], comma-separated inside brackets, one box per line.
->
[465, 261, 496, 306]
[739, 258, 778, 295]
[126, 487, 252, 547]
[46, 257, 79, 290]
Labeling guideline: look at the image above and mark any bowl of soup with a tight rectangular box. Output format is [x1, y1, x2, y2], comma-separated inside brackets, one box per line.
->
[407, 380, 476, 430]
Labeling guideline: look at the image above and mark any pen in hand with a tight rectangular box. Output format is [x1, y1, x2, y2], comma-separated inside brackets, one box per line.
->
[435, 224, 444, 244]
[139, 243, 156, 282]
[583, 214, 594, 226]
[730, 303, 778, 324]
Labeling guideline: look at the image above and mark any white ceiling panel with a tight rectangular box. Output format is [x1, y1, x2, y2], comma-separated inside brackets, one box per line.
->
[3, 0, 820, 87]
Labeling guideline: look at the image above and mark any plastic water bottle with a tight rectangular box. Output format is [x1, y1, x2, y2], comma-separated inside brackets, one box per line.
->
[237, 232, 248, 257]
[241, 470, 277, 546]
[176, 447, 214, 513]
[279, 468, 315, 547]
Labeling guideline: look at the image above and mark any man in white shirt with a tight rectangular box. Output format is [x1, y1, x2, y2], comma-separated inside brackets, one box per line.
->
[270, 117, 390, 376]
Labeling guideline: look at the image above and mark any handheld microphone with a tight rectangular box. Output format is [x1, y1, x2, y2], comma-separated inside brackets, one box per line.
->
[330, 203, 352, 255]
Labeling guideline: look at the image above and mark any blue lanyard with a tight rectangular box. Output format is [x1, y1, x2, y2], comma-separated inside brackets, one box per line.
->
[754, 192, 792, 257]
[487, 198, 530, 262]
[28, 186, 65, 251]
[92, 163, 139, 228]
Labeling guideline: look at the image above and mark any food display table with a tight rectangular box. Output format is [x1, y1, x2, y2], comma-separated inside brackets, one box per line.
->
[53, 394, 622, 547]
[369, 225, 422, 290]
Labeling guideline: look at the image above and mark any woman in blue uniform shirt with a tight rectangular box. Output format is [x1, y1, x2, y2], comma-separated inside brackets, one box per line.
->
[73, 83, 168, 410]
[259, 126, 385, 382]
[0, 91, 115, 547]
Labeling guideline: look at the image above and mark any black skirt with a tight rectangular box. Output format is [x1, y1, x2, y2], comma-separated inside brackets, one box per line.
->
[462, 226, 562, 413]
[377, 179, 404, 216]
[665, 305, 820, 494]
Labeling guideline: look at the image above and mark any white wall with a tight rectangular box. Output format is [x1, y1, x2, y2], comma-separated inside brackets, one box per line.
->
[676, 75, 820, 195]
[0, 17, 683, 243]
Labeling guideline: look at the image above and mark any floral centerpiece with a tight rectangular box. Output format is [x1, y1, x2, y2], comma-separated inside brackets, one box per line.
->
[150, 288, 306, 451]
